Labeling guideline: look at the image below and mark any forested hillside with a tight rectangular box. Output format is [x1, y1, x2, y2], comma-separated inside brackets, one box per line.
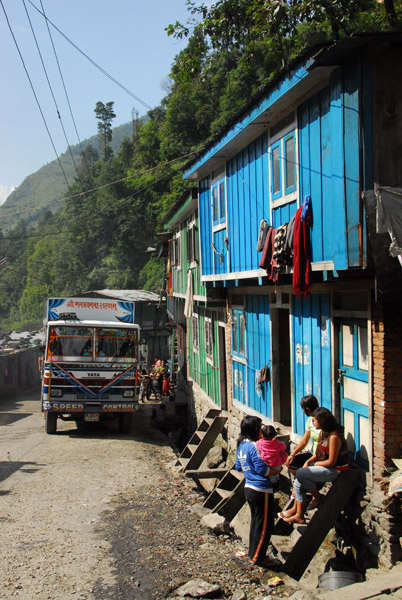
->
[0, 0, 400, 333]
[0, 122, 133, 232]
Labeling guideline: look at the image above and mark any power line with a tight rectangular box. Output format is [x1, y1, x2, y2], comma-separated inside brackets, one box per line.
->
[0, 163, 190, 246]
[22, 0, 78, 180]
[28, 0, 153, 111]
[0, 0, 70, 188]
[39, 0, 90, 174]
[0, 150, 196, 220]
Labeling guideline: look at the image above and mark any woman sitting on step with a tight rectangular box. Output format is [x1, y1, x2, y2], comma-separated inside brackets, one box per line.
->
[285, 394, 320, 474]
[280, 407, 349, 524]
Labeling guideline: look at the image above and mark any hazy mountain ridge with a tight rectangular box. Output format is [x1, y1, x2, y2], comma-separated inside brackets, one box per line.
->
[0, 122, 133, 232]
[0, 185, 15, 206]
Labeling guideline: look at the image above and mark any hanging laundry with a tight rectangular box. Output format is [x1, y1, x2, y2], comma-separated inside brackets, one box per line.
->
[259, 364, 270, 383]
[255, 369, 262, 398]
[284, 214, 296, 260]
[259, 226, 276, 279]
[272, 223, 290, 272]
[184, 269, 193, 318]
[257, 219, 270, 252]
[301, 194, 311, 222]
[293, 202, 312, 296]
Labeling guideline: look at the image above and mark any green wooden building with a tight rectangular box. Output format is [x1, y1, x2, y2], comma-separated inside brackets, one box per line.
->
[163, 190, 228, 410]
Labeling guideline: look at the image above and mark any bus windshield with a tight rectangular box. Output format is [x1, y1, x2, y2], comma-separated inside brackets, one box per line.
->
[95, 328, 138, 363]
[47, 326, 138, 364]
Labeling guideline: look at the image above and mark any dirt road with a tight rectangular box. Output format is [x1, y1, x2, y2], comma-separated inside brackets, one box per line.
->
[6, 388, 380, 600]
[2, 388, 286, 600]
[0, 388, 195, 599]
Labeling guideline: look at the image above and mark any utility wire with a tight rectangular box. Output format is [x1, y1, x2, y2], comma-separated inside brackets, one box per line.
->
[0, 164, 188, 246]
[22, 0, 78, 180]
[28, 0, 153, 111]
[39, 0, 90, 174]
[0, 0, 70, 188]
[0, 150, 196, 220]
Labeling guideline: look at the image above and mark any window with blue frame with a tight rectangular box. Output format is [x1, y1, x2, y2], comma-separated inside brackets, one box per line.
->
[212, 177, 226, 226]
[269, 116, 297, 208]
[232, 308, 246, 358]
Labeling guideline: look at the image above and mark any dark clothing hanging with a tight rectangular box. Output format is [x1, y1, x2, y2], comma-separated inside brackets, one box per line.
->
[257, 219, 270, 252]
[292, 203, 312, 296]
[259, 226, 277, 279]
[258, 365, 270, 384]
[284, 214, 296, 260]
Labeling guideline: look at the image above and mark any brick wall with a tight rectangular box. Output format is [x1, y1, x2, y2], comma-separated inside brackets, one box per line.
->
[371, 293, 402, 477]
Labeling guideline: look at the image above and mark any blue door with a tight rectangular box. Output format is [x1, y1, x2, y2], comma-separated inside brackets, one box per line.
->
[339, 320, 370, 468]
[232, 307, 247, 406]
[233, 360, 247, 406]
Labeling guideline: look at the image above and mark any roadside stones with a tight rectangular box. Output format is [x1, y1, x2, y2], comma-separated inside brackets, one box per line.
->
[200, 513, 231, 535]
[232, 591, 247, 600]
[174, 578, 221, 597]
[190, 503, 212, 519]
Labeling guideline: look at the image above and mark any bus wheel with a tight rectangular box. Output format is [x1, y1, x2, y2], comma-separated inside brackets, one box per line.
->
[45, 412, 57, 434]
[118, 414, 133, 434]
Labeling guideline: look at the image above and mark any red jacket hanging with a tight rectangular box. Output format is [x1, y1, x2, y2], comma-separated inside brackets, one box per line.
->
[292, 204, 312, 296]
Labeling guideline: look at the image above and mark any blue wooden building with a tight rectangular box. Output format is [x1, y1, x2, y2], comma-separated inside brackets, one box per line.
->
[182, 33, 402, 486]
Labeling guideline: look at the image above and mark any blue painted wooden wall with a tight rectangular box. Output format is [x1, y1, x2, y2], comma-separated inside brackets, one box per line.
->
[199, 176, 213, 276]
[226, 134, 269, 273]
[199, 64, 365, 279]
[298, 67, 362, 270]
[245, 295, 272, 418]
[232, 294, 272, 419]
[292, 294, 332, 436]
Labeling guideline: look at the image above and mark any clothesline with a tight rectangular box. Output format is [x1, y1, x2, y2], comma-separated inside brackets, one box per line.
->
[258, 195, 312, 297]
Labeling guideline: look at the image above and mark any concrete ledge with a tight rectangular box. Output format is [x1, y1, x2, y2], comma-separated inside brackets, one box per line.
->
[315, 564, 402, 600]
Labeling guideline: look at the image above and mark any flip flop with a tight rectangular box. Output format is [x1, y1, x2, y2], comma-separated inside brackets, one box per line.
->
[277, 510, 294, 519]
[307, 498, 321, 511]
[254, 556, 282, 569]
[282, 514, 305, 524]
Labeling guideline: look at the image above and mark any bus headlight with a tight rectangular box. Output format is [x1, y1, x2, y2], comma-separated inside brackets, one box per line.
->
[123, 390, 134, 398]
[50, 389, 63, 397]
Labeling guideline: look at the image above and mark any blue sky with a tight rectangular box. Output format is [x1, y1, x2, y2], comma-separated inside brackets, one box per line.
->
[0, 0, 192, 193]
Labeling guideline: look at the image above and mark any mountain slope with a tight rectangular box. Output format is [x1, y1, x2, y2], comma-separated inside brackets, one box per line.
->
[0, 122, 133, 232]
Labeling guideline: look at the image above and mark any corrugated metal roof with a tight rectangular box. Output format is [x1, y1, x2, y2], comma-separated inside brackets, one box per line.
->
[90, 289, 161, 303]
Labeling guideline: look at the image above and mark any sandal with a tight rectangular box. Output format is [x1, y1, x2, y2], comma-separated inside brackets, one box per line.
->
[254, 556, 282, 569]
[307, 498, 321, 511]
[283, 514, 305, 524]
[278, 510, 295, 519]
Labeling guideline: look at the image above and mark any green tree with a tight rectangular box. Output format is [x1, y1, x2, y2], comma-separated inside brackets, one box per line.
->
[94, 101, 116, 161]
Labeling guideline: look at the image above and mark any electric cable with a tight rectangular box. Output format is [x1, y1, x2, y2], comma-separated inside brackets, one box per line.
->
[0, 165, 186, 246]
[28, 0, 153, 111]
[0, 0, 70, 189]
[39, 0, 91, 174]
[22, 0, 78, 180]
[0, 149, 196, 220]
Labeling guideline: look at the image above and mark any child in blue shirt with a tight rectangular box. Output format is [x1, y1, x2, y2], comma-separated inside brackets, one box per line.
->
[235, 415, 278, 568]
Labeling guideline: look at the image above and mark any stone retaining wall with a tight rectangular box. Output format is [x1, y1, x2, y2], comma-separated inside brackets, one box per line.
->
[0, 347, 41, 396]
